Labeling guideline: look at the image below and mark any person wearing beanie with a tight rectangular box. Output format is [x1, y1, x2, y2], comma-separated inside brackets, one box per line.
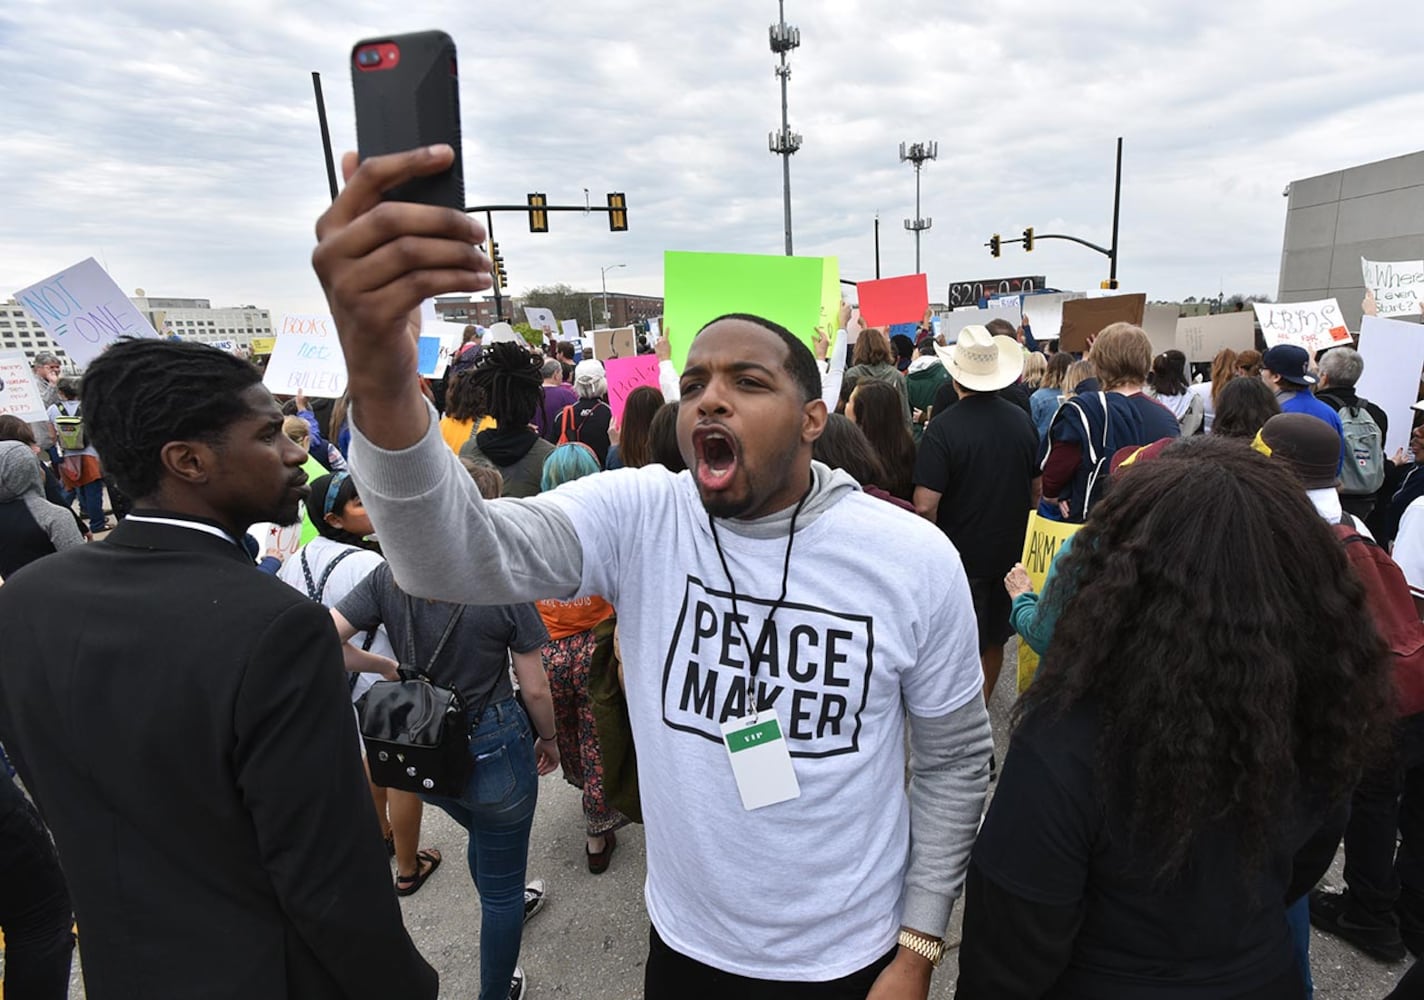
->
[1252, 412, 1351, 527]
[548, 359, 613, 466]
[1259, 345, 1347, 472]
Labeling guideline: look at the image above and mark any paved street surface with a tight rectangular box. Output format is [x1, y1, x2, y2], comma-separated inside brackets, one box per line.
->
[33, 643, 1413, 997]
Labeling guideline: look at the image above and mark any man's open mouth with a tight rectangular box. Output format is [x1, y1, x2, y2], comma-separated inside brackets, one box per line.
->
[692, 426, 740, 491]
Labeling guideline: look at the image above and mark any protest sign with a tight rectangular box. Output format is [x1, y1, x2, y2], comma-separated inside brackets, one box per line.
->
[1362, 258, 1424, 319]
[1142, 304, 1180, 356]
[1059, 293, 1146, 354]
[417, 337, 440, 378]
[1020, 292, 1085, 342]
[14, 258, 159, 367]
[605, 355, 662, 425]
[250, 337, 276, 356]
[1016, 513, 1083, 693]
[1252, 299, 1350, 352]
[857, 274, 929, 327]
[939, 300, 1021, 344]
[561, 319, 580, 341]
[262, 314, 347, 398]
[1356, 316, 1424, 456]
[1174, 311, 1256, 363]
[524, 306, 558, 335]
[646, 318, 661, 342]
[663, 251, 838, 372]
[209, 339, 239, 355]
[592, 327, 637, 361]
[416, 328, 463, 379]
[0, 350, 49, 422]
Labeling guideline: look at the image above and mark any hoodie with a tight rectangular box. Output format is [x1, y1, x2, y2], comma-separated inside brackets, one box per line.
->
[460, 427, 555, 499]
[0, 441, 83, 577]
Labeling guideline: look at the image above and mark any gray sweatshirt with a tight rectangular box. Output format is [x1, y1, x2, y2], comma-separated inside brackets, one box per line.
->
[349, 403, 990, 977]
[0, 441, 83, 568]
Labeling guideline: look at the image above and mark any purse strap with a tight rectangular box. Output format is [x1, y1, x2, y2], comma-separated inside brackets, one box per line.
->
[402, 593, 465, 682]
[303, 546, 377, 654]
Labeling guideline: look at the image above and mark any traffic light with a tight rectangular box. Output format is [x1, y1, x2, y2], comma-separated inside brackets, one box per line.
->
[1022, 227, 1034, 252]
[1100, 278, 1119, 290]
[989, 234, 1001, 258]
[607, 192, 628, 232]
[527, 192, 548, 233]
[489, 240, 508, 289]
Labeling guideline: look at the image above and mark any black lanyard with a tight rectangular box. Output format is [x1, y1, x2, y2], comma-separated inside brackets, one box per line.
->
[707, 481, 813, 723]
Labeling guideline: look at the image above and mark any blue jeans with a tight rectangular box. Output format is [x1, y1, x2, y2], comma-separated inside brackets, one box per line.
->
[1286, 895, 1314, 998]
[422, 697, 538, 1000]
[74, 479, 104, 533]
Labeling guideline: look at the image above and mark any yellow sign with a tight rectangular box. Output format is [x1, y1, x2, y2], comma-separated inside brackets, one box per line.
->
[250, 337, 276, 356]
[1016, 513, 1082, 693]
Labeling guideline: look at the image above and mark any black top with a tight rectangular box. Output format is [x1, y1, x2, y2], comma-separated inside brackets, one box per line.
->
[913, 393, 1039, 579]
[337, 563, 548, 712]
[956, 701, 1343, 999]
[0, 499, 58, 578]
[0, 513, 436, 999]
[556, 398, 614, 467]
[932, 379, 1034, 420]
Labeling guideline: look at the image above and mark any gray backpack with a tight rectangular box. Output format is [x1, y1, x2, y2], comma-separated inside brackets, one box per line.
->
[1323, 395, 1384, 496]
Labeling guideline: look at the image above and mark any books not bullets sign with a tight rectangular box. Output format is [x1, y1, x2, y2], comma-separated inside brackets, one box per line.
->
[262, 314, 348, 398]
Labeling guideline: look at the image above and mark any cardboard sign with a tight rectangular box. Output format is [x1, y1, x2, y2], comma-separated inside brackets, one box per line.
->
[592, 326, 637, 361]
[0, 350, 50, 422]
[1016, 513, 1083, 693]
[663, 251, 839, 373]
[1020, 292, 1085, 342]
[1362, 258, 1424, 319]
[1059, 294, 1146, 354]
[1141, 304, 1180, 356]
[560, 319, 580, 342]
[1356, 316, 1424, 456]
[939, 300, 1022, 344]
[13, 257, 159, 367]
[1175, 311, 1256, 363]
[1253, 299, 1350, 352]
[262, 314, 347, 398]
[856, 274, 929, 327]
[524, 306, 558, 334]
[605, 355, 662, 425]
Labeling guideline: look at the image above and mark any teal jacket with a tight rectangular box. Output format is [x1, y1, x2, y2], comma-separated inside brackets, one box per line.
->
[1010, 533, 1075, 659]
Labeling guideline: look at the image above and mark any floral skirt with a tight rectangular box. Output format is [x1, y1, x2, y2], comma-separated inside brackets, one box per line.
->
[542, 629, 628, 837]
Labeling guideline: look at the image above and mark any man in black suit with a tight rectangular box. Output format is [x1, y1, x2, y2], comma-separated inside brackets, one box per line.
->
[0, 339, 437, 999]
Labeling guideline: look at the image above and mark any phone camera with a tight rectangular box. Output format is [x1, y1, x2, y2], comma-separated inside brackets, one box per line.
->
[357, 49, 380, 66]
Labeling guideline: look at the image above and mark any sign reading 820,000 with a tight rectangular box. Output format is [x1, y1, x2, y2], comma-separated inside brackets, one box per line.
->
[947, 275, 1047, 308]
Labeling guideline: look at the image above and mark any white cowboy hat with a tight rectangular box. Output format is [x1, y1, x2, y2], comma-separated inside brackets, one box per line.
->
[933, 325, 1023, 393]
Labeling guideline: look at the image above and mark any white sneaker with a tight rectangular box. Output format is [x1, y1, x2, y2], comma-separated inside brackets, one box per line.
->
[523, 879, 546, 924]
[508, 966, 527, 1000]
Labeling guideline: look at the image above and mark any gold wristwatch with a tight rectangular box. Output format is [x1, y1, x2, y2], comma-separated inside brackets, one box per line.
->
[898, 928, 945, 968]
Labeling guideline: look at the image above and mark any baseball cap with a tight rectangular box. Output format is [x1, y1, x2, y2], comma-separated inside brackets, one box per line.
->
[1260, 344, 1317, 387]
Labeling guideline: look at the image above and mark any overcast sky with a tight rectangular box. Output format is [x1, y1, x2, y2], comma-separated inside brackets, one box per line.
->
[3, 0, 1421, 323]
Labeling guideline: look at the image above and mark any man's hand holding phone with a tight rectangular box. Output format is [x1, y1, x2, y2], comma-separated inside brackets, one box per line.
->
[312, 145, 491, 450]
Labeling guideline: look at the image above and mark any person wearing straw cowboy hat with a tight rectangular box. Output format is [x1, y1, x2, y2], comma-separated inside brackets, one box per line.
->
[914, 326, 1041, 705]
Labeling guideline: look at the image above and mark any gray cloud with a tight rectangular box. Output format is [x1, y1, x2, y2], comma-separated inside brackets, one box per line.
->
[2, 0, 1420, 325]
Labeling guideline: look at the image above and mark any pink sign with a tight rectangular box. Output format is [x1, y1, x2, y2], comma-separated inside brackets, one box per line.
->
[605, 355, 661, 425]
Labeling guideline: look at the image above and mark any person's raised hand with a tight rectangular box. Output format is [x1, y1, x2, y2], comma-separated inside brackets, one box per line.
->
[312, 145, 491, 445]
[1362, 290, 1378, 318]
[839, 299, 853, 330]
[655, 333, 671, 363]
[813, 326, 831, 361]
[294, 388, 309, 413]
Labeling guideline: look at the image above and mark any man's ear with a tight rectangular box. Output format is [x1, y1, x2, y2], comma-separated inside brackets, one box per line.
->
[802, 398, 828, 445]
[158, 440, 215, 487]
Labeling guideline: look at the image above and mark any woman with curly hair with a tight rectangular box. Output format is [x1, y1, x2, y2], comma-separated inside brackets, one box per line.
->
[956, 436, 1393, 998]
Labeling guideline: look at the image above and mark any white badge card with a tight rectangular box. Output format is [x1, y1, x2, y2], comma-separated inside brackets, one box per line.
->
[720, 712, 801, 811]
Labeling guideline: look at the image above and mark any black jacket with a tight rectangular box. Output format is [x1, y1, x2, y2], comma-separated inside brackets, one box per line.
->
[0, 514, 436, 1000]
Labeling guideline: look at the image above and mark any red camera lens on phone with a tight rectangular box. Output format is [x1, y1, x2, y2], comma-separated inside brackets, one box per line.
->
[354, 42, 400, 71]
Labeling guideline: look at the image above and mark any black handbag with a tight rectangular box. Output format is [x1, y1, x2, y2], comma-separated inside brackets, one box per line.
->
[356, 596, 473, 796]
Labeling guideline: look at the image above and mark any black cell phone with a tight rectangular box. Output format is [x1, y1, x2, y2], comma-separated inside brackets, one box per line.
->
[350, 30, 464, 209]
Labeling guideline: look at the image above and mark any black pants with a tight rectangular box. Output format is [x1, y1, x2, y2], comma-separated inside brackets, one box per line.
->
[1343, 713, 1424, 923]
[0, 797, 74, 999]
[643, 924, 896, 1000]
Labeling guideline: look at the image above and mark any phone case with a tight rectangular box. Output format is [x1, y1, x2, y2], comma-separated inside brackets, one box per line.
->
[351, 30, 464, 210]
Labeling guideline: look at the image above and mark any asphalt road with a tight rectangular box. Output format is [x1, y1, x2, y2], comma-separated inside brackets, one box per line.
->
[36, 643, 1415, 997]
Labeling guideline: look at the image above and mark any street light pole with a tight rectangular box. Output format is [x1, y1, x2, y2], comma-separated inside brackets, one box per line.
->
[600, 263, 626, 327]
[767, 2, 802, 256]
[900, 141, 937, 274]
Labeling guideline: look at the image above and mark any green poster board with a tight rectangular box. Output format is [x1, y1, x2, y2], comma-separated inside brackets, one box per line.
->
[663, 251, 840, 373]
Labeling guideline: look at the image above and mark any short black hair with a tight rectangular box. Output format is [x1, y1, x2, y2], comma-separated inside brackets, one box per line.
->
[696, 313, 822, 404]
[81, 338, 263, 499]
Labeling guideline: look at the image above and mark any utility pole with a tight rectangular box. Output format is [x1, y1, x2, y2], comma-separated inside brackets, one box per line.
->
[767, 2, 801, 256]
[874, 214, 881, 279]
[900, 141, 937, 274]
[600, 263, 626, 328]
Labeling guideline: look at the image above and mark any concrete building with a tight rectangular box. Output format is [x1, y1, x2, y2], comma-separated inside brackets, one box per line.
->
[0, 293, 273, 367]
[1278, 149, 1424, 331]
[436, 291, 665, 333]
[130, 295, 273, 348]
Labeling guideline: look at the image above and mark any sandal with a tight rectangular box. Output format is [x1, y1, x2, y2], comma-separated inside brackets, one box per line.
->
[395, 848, 442, 897]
